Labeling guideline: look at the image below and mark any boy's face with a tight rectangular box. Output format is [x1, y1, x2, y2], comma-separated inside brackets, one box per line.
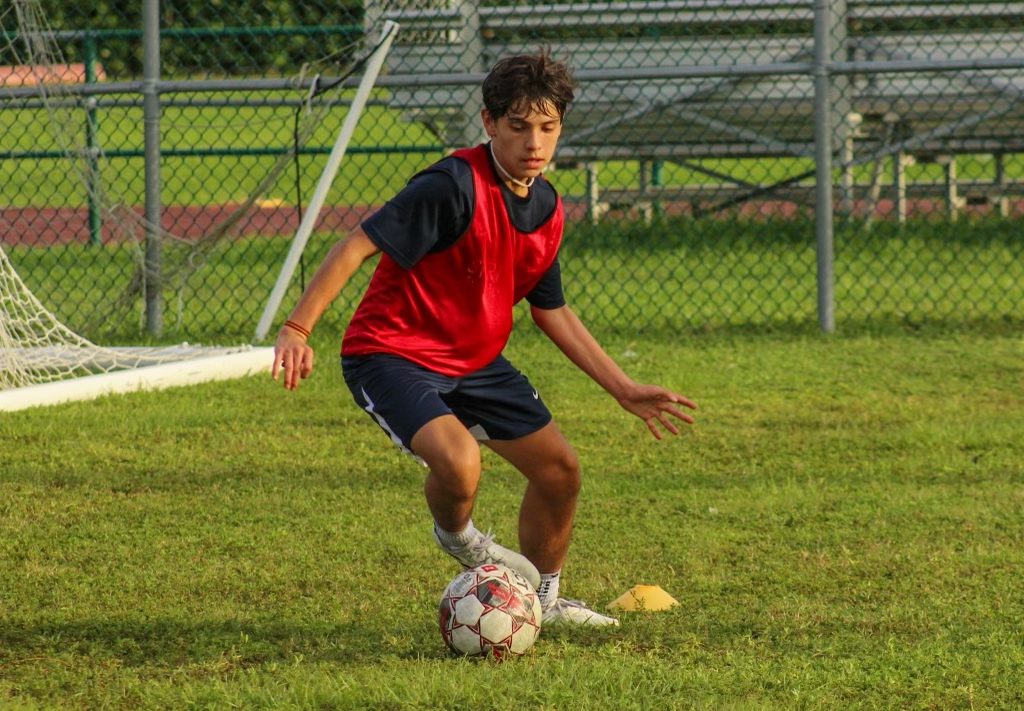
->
[482, 100, 562, 188]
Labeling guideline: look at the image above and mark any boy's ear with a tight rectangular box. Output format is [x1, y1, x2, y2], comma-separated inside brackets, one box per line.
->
[480, 108, 498, 137]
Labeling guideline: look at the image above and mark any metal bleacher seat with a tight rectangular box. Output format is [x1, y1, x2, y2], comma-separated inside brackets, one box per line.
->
[366, 0, 1024, 218]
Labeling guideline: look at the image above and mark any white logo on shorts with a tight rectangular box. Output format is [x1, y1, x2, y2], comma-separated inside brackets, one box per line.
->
[532, 390, 539, 399]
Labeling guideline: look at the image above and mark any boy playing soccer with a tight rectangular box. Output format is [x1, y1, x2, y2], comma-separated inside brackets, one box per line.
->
[272, 50, 696, 626]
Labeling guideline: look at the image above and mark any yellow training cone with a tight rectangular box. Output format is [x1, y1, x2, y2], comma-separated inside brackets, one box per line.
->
[607, 584, 679, 612]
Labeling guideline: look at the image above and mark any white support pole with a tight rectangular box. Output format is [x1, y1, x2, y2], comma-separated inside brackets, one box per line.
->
[941, 155, 960, 222]
[894, 151, 909, 224]
[255, 21, 399, 341]
[0, 348, 275, 412]
[994, 153, 1009, 216]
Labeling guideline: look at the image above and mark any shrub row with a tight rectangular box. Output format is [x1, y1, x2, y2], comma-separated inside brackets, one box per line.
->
[2, 0, 363, 79]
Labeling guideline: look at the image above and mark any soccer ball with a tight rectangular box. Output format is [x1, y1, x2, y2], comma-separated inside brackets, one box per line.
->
[438, 563, 542, 659]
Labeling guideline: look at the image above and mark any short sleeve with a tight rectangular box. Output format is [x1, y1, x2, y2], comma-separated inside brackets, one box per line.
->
[524, 256, 566, 310]
[361, 157, 474, 269]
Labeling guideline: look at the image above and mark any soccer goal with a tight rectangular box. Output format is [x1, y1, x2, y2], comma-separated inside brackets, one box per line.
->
[0, 242, 274, 411]
[0, 1, 395, 411]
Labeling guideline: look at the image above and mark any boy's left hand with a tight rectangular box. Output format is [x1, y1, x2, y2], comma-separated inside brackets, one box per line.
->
[617, 384, 697, 439]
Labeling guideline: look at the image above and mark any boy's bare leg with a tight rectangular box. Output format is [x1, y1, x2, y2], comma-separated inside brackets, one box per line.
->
[487, 421, 618, 626]
[413, 414, 541, 588]
[484, 420, 581, 574]
[411, 414, 482, 531]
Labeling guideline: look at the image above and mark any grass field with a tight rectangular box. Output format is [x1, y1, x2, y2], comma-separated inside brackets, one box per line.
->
[2, 329, 1022, 709]
[5, 88, 1022, 347]
[5, 92, 1024, 210]
[6, 216, 1023, 345]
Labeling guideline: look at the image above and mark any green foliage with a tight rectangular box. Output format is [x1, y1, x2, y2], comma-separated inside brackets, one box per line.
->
[4, 1, 364, 78]
[555, 216, 1023, 338]
[1, 331, 1022, 708]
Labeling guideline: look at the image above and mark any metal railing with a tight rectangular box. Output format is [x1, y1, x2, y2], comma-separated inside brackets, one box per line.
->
[2, 1, 1021, 341]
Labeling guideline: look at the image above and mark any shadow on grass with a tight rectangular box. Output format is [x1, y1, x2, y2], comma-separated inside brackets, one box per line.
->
[0, 611, 668, 672]
[0, 615, 452, 670]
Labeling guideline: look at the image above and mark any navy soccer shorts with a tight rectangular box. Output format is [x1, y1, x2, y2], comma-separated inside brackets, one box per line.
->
[341, 352, 553, 458]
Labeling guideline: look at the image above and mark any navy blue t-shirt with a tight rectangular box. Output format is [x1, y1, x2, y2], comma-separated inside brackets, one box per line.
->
[362, 152, 566, 310]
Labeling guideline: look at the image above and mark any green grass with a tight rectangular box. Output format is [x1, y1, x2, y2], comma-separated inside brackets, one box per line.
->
[5, 88, 1021, 344]
[1, 92, 446, 208]
[6, 216, 1022, 344]
[6, 89, 1024, 210]
[2, 330, 1022, 709]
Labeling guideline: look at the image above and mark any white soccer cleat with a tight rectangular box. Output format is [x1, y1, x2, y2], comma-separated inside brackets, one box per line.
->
[542, 598, 620, 627]
[432, 526, 541, 591]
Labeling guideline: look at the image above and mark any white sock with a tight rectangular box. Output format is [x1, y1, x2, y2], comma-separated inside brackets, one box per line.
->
[433, 519, 478, 549]
[537, 571, 561, 610]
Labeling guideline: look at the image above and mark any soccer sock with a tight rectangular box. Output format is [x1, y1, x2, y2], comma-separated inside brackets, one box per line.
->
[537, 571, 561, 610]
[433, 519, 479, 549]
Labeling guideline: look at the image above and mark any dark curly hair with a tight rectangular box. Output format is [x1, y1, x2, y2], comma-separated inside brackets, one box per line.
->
[481, 48, 576, 122]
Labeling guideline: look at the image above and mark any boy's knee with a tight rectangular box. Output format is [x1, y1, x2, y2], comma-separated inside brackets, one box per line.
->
[435, 445, 481, 480]
[413, 418, 481, 480]
[424, 443, 481, 500]
[540, 448, 582, 500]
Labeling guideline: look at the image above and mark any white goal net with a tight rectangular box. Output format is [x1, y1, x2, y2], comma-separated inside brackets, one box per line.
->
[0, 0, 276, 409]
[0, 243, 264, 389]
[1, 0, 396, 410]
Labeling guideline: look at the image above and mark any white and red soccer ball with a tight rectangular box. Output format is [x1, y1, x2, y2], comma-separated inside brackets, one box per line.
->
[438, 563, 542, 659]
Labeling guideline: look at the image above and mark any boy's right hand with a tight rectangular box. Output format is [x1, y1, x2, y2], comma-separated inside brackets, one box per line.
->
[272, 329, 314, 390]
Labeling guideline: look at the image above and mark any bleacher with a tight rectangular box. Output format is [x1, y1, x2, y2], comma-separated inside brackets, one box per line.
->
[365, 0, 1024, 218]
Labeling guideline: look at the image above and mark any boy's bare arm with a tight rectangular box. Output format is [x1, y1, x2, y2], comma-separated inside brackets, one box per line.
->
[530, 304, 696, 439]
[272, 228, 380, 390]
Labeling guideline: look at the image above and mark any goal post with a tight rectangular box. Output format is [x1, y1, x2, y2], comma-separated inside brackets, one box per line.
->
[0, 240, 277, 410]
[0, 345, 275, 412]
[0, 1, 339, 411]
[0, 6, 404, 411]
[254, 20, 400, 342]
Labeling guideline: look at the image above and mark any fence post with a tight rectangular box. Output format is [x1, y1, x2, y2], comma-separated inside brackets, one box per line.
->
[586, 163, 602, 224]
[83, 32, 101, 247]
[452, 0, 488, 147]
[813, 0, 835, 333]
[994, 153, 1008, 216]
[142, 0, 162, 335]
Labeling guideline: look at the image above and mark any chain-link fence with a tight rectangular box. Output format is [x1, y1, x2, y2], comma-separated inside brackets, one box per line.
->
[2, 0, 1022, 344]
